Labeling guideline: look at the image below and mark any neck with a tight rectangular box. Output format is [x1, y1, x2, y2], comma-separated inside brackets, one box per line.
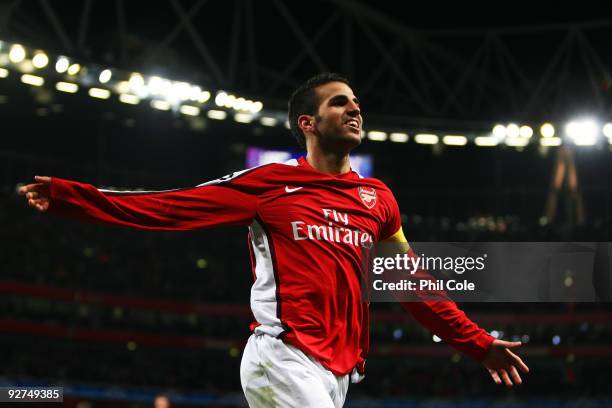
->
[305, 146, 351, 175]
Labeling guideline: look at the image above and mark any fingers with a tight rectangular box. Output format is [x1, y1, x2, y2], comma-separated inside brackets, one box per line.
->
[499, 369, 513, 387]
[509, 365, 522, 385]
[493, 339, 522, 349]
[28, 198, 49, 212]
[506, 349, 530, 373]
[34, 175, 51, 183]
[488, 369, 502, 385]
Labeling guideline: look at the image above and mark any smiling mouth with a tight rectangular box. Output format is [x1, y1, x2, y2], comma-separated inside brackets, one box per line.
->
[344, 120, 361, 132]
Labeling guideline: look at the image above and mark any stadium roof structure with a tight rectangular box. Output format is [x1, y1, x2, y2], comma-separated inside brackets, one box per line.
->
[1, 0, 611, 137]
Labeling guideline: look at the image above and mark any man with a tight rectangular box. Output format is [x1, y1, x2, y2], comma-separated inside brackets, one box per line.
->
[19, 73, 528, 407]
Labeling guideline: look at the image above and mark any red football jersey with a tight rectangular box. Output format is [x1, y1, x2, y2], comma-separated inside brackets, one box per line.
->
[48, 156, 493, 375]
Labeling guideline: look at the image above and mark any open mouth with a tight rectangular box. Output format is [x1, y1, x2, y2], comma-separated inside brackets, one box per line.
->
[344, 119, 361, 132]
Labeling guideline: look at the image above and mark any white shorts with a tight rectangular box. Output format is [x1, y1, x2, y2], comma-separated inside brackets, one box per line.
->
[240, 331, 350, 407]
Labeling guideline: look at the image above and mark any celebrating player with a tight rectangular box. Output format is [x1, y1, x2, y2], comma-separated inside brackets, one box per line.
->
[19, 73, 528, 407]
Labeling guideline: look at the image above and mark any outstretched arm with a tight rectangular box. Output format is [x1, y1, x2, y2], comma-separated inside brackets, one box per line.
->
[383, 227, 529, 387]
[18, 172, 259, 231]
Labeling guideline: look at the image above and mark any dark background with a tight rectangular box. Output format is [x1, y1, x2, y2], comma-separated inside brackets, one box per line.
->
[1, 1, 612, 407]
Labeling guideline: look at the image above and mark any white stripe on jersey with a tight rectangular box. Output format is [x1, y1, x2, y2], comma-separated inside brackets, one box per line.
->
[249, 219, 284, 337]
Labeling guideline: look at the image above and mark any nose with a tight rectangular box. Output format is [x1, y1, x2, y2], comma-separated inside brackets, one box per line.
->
[347, 101, 360, 116]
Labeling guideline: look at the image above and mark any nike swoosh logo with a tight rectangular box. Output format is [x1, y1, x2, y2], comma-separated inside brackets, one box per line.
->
[285, 186, 303, 193]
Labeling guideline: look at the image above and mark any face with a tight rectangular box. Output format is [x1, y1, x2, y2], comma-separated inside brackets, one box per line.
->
[300, 81, 363, 151]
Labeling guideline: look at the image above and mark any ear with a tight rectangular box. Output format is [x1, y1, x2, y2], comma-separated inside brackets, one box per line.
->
[298, 114, 315, 133]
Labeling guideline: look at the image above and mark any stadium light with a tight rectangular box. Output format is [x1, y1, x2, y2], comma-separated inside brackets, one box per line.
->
[8, 44, 25, 63]
[414, 134, 439, 144]
[442, 135, 467, 146]
[505, 137, 529, 147]
[367, 131, 387, 141]
[540, 123, 555, 138]
[519, 125, 533, 138]
[260, 117, 278, 127]
[55, 56, 69, 73]
[603, 123, 612, 138]
[20, 74, 44, 86]
[565, 119, 599, 146]
[506, 123, 520, 138]
[119, 94, 140, 105]
[0, 68, 8, 78]
[474, 136, 498, 146]
[129, 72, 146, 95]
[88, 88, 111, 99]
[540, 137, 562, 147]
[234, 113, 253, 123]
[99, 69, 112, 83]
[151, 100, 171, 111]
[207, 110, 227, 120]
[389, 132, 408, 143]
[115, 81, 130, 94]
[55, 81, 78, 93]
[198, 91, 211, 103]
[215, 91, 228, 107]
[492, 124, 506, 139]
[32, 52, 49, 68]
[251, 101, 263, 113]
[179, 105, 200, 116]
[67, 63, 81, 76]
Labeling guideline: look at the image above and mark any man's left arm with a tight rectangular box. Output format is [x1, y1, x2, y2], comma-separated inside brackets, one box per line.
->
[383, 227, 530, 387]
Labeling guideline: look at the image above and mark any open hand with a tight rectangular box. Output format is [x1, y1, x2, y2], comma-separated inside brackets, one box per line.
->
[18, 176, 51, 212]
[482, 339, 529, 387]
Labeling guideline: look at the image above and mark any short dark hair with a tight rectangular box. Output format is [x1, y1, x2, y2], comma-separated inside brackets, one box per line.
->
[288, 73, 350, 148]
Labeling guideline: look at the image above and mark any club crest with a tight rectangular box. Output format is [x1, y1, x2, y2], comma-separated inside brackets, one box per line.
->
[358, 186, 377, 209]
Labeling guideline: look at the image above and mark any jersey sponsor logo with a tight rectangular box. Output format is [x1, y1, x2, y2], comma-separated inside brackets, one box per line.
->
[358, 186, 377, 209]
[285, 186, 303, 193]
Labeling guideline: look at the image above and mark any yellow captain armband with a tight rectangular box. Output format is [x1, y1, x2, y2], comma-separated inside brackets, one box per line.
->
[382, 227, 410, 253]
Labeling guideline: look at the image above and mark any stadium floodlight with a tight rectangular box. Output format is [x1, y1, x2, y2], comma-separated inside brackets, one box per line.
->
[492, 124, 506, 139]
[147, 76, 170, 96]
[179, 105, 200, 116]
[198, 90, 211, 103]
[207, 109, 227, 120]
[389, 132, 408, 143]
[260, 117, 278, 127]
[20, 74, 44, 86]
[234, 113, 253, 123]
[55, 56, 69, 73]
[565, 119, 599, 146]
[540, 137, 562, 147]
[55, 81, 78, 93]
[169, 81, 191, 102]
[603, 123, 612, 138]
[519, 125, 533, 138]
[442, 135, 467, 146]
[505, 137, 529, 147]
[474, 136, 498, 146]
[151, 100, 171, 111]
[0, 68, 8, 78]
[99, 69, 112, 83]
[367, 131, 387, 141]
[32, 52, 49, 68]
[215, 91, 228, 107]
[8, 44, 26, 63]
[251, 101, 263, 113]
[119, 94, 140, 105]
[188, 85, 202, 101]
[506, 123, 520, 138]
[233, 97, 247, 111]
[414, 134, 439, 144]
[540, 123, 555, 138]
[67, 63, 81, 76]
[88, 88, 111, 99]
[223, 94, 236, 109]
[115, 80, 130, 94]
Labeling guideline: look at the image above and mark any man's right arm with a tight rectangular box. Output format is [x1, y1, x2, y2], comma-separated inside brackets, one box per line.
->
[19, 173, 259, 231]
